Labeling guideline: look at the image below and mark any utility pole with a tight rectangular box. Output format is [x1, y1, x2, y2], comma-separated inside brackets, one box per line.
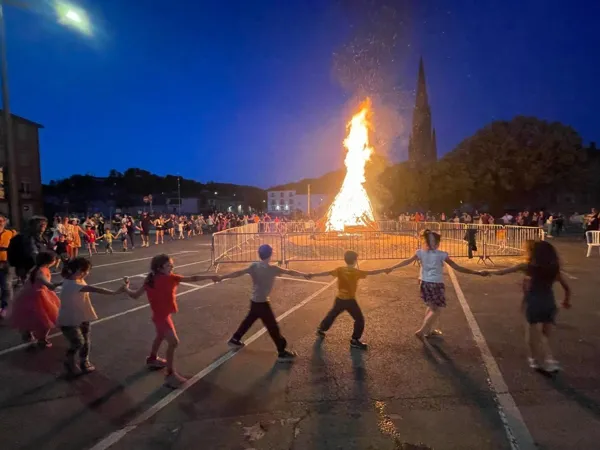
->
[0, 1, 19, 229]
[177, 177, 181, 215]
[307, 184, 311, 218]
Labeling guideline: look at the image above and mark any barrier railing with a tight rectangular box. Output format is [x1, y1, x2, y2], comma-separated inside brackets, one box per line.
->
[210, 221, 545, 268]
[258, 221, 316, 234]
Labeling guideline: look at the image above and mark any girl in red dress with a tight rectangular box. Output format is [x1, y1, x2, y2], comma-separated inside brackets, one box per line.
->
[123, 254, 218, 388]
[11, 251, 61, 349]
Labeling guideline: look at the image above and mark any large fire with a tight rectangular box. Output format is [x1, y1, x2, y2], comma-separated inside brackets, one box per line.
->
[325, 100, 375, 232]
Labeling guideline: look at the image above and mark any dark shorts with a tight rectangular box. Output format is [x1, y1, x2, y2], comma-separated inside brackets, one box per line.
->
[524, 291, 556, 324]
[420, 281, 446, 308]
[142, 229, 150, 237]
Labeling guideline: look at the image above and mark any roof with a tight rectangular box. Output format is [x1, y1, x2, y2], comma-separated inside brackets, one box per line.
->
[0, 110, 44, 128]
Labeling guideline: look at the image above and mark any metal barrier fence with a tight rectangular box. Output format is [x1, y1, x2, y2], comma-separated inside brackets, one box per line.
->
[210, 221, 544, 268]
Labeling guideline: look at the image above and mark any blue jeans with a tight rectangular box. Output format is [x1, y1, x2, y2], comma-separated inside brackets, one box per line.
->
[0, 268, 13, 309]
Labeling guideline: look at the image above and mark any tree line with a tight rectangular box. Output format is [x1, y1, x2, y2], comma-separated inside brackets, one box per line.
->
[45, 116, 599, 216]
[275, 116, 600, 214]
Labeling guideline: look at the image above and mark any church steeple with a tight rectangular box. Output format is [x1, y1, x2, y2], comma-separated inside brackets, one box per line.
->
[408, 57, 437, 166]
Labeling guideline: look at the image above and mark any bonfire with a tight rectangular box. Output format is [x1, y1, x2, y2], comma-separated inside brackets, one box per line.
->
[325, 100, 376, 232]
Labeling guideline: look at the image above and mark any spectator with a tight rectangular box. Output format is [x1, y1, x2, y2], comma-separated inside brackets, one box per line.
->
[0, 213, 16, 319]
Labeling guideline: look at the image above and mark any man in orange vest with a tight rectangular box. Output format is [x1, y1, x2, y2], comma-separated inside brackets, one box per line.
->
[0, 213, 16, 319]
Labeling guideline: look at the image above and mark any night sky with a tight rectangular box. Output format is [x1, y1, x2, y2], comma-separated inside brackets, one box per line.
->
[6, 0, 600, 188]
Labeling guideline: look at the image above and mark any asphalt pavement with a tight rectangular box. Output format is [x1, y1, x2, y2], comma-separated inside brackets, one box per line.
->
[0, 235, 598, 450]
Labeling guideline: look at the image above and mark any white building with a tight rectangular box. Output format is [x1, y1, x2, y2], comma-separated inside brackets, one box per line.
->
[267, 190, 329, 216]
[267, 190, 296, 215]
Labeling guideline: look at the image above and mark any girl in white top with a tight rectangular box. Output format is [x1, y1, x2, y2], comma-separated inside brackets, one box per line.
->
[58, 257, 126, 376]
[387, 230, 489, 338]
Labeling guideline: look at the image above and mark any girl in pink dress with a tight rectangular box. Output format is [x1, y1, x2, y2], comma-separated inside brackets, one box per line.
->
[11, 251, 61, 349]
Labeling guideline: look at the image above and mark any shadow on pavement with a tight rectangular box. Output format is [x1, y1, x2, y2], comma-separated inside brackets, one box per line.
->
[544, 373, 600, 420]
[20, 368, 151, 450]
[424, 340, 505, 431]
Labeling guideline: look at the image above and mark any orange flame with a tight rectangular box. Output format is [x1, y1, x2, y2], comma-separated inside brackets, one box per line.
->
[325, 100, 375, 232]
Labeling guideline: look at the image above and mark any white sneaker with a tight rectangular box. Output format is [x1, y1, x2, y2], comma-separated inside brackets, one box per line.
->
[543, 360, 560, 373]
[527, 358, 540, 370]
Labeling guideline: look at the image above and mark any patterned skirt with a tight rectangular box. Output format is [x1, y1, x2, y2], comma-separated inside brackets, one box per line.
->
[419, 281, 446, 308]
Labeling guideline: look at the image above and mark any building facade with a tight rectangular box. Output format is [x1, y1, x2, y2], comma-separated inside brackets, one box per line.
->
[408, 58, 437, 166]
[267, 190, 296, 215]
[267, 190, 329, 216]
[0, 113, 44, 223]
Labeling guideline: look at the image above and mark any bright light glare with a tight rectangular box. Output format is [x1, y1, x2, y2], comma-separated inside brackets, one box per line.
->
[55, 2, 92, 36]
[65, 10, 82, 23]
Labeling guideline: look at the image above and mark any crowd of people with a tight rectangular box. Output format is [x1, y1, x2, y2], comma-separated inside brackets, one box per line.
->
[396, 208, 600, 238]
[0, 221, 571, 388]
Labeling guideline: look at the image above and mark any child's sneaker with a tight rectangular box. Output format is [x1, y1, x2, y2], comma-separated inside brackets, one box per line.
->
[543, 360, 560, 373]
[277, 350, 297, 363]
[228, 338, 245, 348]
[316, 329, 326, 338]
[427, 329, 443, 337]
[527, 358, 540, 370]
[350, 339, 368, 350]
[164, 372, 187, 388]
[146, 356, 168, 369]
[80, 360, 96, 374]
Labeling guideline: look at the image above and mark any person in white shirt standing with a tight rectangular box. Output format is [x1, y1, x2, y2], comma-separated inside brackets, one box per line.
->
[501, 212, 513, 225]
[386, 230, 489, 338]
[59, 257, 126, 377]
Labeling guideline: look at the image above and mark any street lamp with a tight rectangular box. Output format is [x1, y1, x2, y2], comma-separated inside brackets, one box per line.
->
[0, 0, 91, 228]
[56, 2, 92, 36]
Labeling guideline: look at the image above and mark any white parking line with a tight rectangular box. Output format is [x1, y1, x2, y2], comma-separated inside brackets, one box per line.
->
[88, 278, 336, 450]
[0, 259, 213, 358]
[0, 279, 229, 358]
[75, 259, 212, 288]
[447, 267, 535, 450]
[278, 277, 329, 286]
[50, 251, 194, 277]
[561, 270, 578, 280]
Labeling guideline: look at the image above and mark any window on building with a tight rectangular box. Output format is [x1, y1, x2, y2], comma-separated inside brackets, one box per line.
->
[289, 192, 294, 196]
[271, 200, 276, 206]
[280, 192, 284, 197]
[20, 181, 31, 194]
[270, 192, 275, 197]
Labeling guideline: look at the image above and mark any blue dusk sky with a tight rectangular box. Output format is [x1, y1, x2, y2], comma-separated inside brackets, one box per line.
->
[5, 0, 599, 188]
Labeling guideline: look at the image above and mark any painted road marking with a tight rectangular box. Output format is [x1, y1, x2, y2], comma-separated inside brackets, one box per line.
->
[0, 259, 214, 358]
[88, 279, 337, 450]
[561, 270, 578, 280]
[74, 259, 212, 288]
[448, 267, 535, 450]
[278, 277, 329, 286]
[50, 251, 196, 277]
